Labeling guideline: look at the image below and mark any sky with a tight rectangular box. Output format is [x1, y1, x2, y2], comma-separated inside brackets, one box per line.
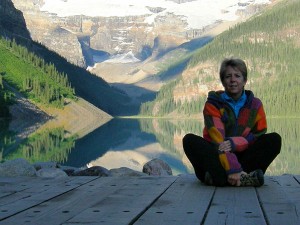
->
[41, 0, 271, 29]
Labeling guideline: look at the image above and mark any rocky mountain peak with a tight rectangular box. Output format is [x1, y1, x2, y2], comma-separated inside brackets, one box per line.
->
[10, 0, 271, 69]
[6, 0, 274, 106]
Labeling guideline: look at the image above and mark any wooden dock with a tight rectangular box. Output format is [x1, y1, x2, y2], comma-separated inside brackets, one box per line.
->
[0, 174, 299, 225]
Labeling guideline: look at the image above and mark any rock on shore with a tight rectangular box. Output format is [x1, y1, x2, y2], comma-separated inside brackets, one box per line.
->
[0, 158, 173, 178]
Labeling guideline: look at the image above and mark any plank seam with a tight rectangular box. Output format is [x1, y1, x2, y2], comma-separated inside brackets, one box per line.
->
[255, 187, 270, 225]
[293, 175, 300, 184]
[200, 186, 216, 225]
[0, 176, 101, 222]
[128, 176, 180, 225]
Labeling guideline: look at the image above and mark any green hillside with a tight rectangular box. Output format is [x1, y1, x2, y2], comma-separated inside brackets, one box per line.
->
[28, 41, 133, 116]
[0, 38, 76, 112]
[0, 36, 133, 116]
[140, 0, 300, 118]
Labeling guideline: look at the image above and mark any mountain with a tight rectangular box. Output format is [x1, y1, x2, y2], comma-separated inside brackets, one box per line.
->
[8, 0, 274, 107]
[14, 0, 271, 67]
[140, 0, 300, 118]
[0, 0, 139, 116]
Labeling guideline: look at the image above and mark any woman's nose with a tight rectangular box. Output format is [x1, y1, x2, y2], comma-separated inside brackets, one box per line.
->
[230, 76, 237, 82]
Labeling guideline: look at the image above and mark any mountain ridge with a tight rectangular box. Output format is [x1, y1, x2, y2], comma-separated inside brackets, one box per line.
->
[0, 0, 139, 116]
[11, 0, 272, 74]
[140, 0, 299, 118]
[0, 0, 281, 122]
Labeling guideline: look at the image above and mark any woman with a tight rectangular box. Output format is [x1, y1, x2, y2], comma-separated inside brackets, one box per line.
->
[183, 58, 281, 187]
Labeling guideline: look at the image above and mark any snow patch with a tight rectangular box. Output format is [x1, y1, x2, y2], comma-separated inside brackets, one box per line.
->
[41, 0, 271, 29]
[104, 51, 141, 64]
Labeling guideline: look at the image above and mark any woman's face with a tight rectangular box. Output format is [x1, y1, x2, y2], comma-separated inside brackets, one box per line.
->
[222, 66, 246, 100]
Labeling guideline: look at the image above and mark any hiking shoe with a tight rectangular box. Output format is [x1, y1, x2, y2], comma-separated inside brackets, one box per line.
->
[204, 172, 213, 186]
[240, 169, 264, 187]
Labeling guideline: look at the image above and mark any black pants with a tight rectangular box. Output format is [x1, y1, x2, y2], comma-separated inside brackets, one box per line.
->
[182, 132, 281, 186]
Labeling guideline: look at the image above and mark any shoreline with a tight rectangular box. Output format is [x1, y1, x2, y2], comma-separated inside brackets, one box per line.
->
[0, 158, 174, 178]
[7, 84, 112, 140]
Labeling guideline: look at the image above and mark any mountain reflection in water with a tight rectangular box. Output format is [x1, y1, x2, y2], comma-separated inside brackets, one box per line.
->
[1, 118, 299, 176]
[63, 118, 194, 175]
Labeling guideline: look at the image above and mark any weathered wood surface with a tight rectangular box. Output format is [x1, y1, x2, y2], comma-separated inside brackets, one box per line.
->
[0, 174, 299, 225]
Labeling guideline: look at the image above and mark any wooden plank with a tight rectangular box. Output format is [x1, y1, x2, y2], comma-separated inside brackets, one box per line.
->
[0, 177, 71, 207]
[0, 176, 96, 206]
[294, 175, 300, 183]
[0, 176, 134, 225]
[62, 176, 177, 225]
[0, 176, 93, 202]
[0, 176, 97, 222]
[134, 174, 215, 225]
[276, 175, 300, 216]
[0, 176, 176, 225]
[0, 176, 32, 186]
[1, 175, 299, 225]
[204, 187, 266, 225]
[256, 175, 300, 225]
[0, 176, 33, 198]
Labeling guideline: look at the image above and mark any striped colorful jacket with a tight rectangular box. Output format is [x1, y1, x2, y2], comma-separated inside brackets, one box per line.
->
[203, 90, 267, 174]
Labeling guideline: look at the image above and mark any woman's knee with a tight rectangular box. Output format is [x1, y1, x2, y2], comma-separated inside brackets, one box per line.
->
[269, 132, 282, 155]
[182, 133, 196, 155]
[182, 133, 196, 143]
[182, 133, 198, 148]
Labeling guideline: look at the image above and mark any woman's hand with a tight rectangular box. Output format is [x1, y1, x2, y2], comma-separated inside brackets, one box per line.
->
[227, 173, 241, 186]
[218, 140, 232, 152]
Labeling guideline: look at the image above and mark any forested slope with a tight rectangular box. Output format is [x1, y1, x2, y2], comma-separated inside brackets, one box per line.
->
[140, 0, 300, 118]
[0, 0, 135, 116]
[0, 38, 75, 109]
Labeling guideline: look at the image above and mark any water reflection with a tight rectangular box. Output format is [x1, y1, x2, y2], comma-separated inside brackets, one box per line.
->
[266, 118, 300, 175]
[1, 127, 76, 164]
[63, 118, 194, 175]
[0, 119, 14, 161]
[1, 117, 299, 175]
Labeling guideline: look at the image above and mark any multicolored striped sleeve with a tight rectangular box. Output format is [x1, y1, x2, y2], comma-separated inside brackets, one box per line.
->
[219, 151, 242, 175]
[228, 102, 267, 152]
[203, 102, 225, 144]
[203, 102, 242, 174]
[253, 104, 267, 137]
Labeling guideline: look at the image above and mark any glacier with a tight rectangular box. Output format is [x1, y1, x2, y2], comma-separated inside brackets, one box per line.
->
[41, 0, 271, 29]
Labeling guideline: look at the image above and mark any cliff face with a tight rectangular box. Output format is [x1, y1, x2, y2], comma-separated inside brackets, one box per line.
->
[0, 0, 31, 40]
[0, 0, 140, 117]
[7, 0, 86, 67]
[9, 0, 215, 68]
[6, 0, 275, 99]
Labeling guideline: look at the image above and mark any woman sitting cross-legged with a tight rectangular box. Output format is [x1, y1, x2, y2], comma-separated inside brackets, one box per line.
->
[183, 57, 281, 187]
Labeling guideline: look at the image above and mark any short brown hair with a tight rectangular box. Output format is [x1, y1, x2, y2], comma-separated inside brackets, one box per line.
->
[219, 58, 248, 82]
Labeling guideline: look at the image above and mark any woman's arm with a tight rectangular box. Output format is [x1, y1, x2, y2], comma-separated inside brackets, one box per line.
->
[227, 104, 267, 152]
[203, 102, 242, 175]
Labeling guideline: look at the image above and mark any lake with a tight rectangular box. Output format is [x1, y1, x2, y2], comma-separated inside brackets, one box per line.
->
[1, 117, 299, 175]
